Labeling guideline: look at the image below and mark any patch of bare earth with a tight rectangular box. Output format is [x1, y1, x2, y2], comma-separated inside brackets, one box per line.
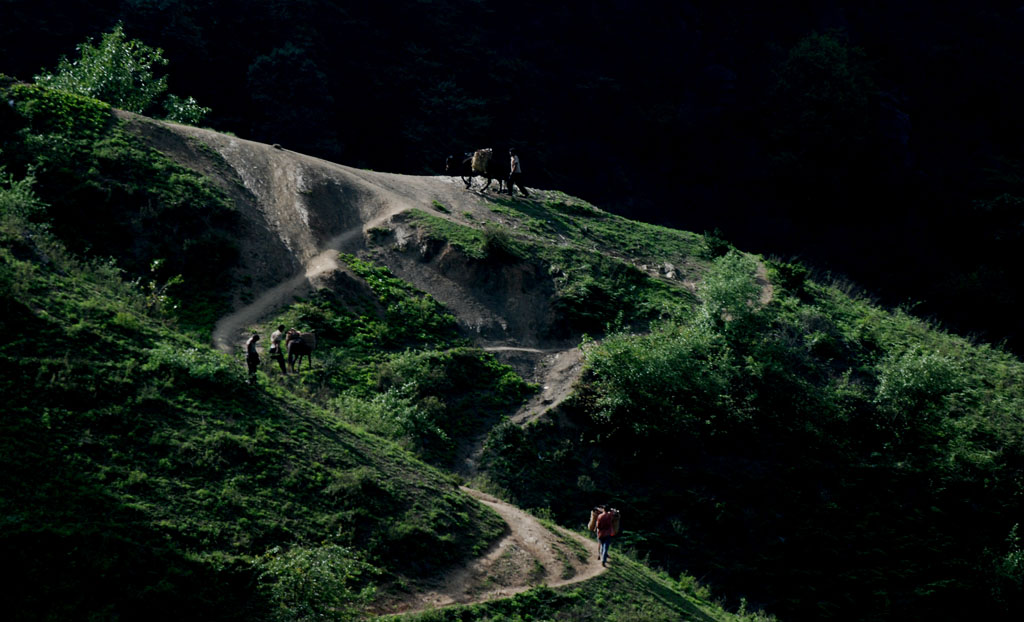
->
[455, 345, 584, 477]
[121, 113, 505, 352]
[371, 487, 603, 616]
[126, 119, 696, 612]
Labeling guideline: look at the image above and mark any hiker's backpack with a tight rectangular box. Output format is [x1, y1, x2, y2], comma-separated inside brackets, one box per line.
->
[611, 509, 621, 536]
[587, 508, 600, 532]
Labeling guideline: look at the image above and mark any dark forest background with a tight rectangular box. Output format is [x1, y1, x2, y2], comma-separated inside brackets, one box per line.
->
[4, 0, 1024, 353]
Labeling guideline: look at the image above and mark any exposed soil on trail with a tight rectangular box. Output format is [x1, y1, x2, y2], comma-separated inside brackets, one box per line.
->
[454, 345, 584, 477]
[372, 487, 605, 616]
[486, 346, 585, 426]
[127, 118, 774, 614]
[126, 117, 603, 610]
[121, 113, 525, 352]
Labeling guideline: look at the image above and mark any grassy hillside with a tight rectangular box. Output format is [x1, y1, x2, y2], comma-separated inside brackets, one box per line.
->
[1, 82, 753, 621]
[358, 177, 1024, 620]
[5, 78, 1024, 621]
[358, 177, 1024, 619]
[0, 189, 514, 619]
[473, 251, 1024, 619]
[0, 76, 238, 333]
[249, 254, 535, 470]
[0, 83, 513, 620]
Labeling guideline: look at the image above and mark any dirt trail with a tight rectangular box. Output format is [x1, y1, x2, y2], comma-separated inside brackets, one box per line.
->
[454, 345, 584, 477]
[375, 487, 604, 616]
[133, 119, 603, 614]
[210, 209, 398, 352]
[128, 117, 473, 353]
[483, 346, 584, 426]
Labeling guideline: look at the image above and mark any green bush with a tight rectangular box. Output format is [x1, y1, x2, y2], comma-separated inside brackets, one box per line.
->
[254, 544, 379, 622]
[34, 24, 210, 124]
[700, 228, 733, 259]
[332, 386, 451, 458]
[481, 223, 520, 261]
[143, 341, 244, 386]
[7, 82, 110, 139]
[992, 525, 1024, 612]
[874, 346, 964, 420]
[698, 250, 762, 328]
[0, 169, 45, 222]
[342, 254, 461, 347]
[582, 321, 736, 442]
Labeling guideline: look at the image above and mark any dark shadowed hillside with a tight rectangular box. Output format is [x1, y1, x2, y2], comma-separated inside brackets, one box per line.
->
[4, 73, 1024, 619]
[1, 82, 761, 621]
[4, 1, 1024, 353]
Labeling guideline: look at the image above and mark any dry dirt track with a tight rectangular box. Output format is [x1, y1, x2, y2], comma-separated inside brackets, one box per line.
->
[126, 117, 602, 612]
[374, 487, 605, 616]
[121, 113, 510, 353]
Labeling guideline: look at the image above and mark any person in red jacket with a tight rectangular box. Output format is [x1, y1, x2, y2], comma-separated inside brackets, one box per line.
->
[596, 506, 616, 566]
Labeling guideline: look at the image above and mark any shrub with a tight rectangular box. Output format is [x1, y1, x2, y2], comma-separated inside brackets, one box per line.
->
[874, 346, 963, 419]
[872, 345, 966, 446]
[582, 320, 735, 443]
[992, 524, 1024, 612]
[698, 250, 762, 329]
[143, 342, 243, 386]
[481, 223, 520, 262]
[700, 228, 733, 259]
[332, 386, 451, 459]
[254, 544, 379, 622]
[34, 24, 209, 125]
[768, 259, 809, 296]
[0, 169, 45, 222]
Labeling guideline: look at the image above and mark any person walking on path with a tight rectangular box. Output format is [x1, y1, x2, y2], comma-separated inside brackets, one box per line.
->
[507, 148, 529, 197]
[269, 324, 287, 375]
[245, 332, 261, 384]
[596, 506, 616, 566]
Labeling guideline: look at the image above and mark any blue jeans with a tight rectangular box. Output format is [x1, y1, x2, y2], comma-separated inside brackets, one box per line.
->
[599, 536, 612, 564]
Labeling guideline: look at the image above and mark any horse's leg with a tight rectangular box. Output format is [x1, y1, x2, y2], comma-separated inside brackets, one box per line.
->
[462, 174, 472, 189]
[482, 177, 492, 191]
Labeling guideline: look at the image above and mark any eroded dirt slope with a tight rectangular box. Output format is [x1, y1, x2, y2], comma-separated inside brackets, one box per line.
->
[373, 487, 604, 616]
[123, 113, 578, 354]
[123, 117, 611, 610]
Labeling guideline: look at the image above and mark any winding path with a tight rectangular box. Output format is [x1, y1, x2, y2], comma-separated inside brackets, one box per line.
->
[374, 487, 605, 616]
[141, 118, 605, 615]
[210, 209, 400, 352]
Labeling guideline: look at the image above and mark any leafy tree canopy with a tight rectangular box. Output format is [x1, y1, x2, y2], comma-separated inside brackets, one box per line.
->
[34, 23, 209, 125]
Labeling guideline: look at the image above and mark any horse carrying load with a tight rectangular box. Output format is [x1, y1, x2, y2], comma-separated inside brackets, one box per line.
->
[471, 148, 493, 175]
[446, 148, 506, 192]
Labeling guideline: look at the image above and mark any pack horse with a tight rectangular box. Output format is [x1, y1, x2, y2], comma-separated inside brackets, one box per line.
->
[285, 330, 316, 372]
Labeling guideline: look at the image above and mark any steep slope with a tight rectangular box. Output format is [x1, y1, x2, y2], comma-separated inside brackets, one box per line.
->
[0, 214, 509, 620]
[3, 86, 748, 621]
[123, 112, 708, 356]
[121, 113, 560, 352]
[115, 115, 754, 620]
[133, 111, 1022, 621]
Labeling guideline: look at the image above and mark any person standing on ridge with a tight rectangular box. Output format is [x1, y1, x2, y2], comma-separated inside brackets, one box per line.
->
[596, 505, 616, 566]
[245, 332, 261, 384]
[508, 148, 529, 197]
[269, 324, 287, 375]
